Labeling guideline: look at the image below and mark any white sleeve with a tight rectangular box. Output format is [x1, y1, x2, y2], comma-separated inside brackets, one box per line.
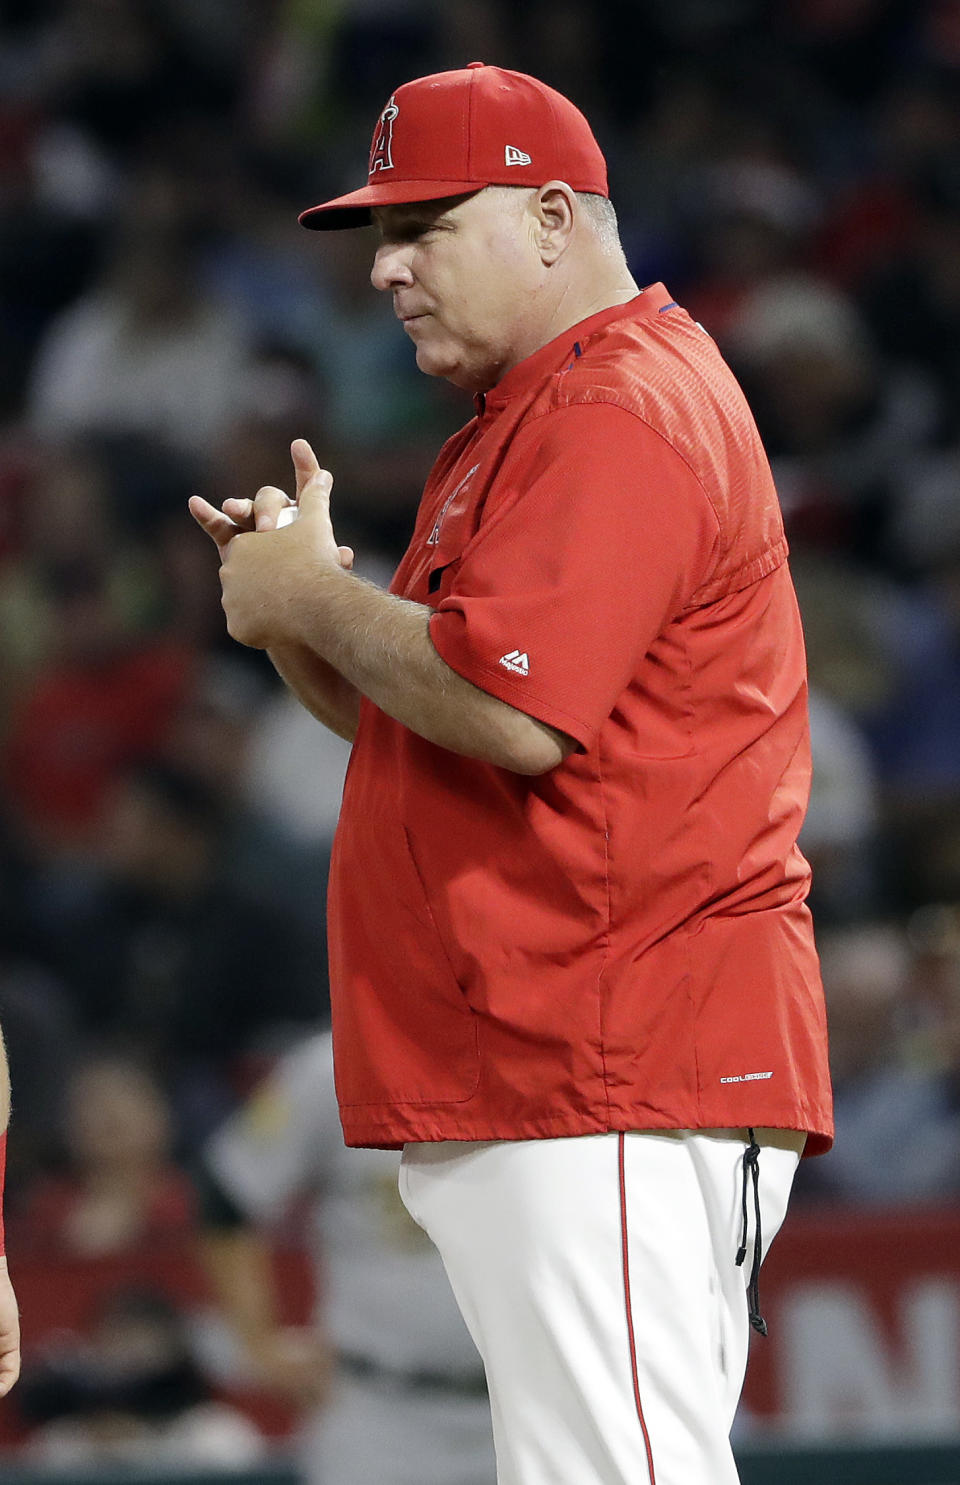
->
[204, 1031, 340, 1226]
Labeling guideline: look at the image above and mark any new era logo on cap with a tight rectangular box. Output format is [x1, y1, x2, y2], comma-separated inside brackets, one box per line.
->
[499, 650, 530, 676]
[504, 145, 532, 166]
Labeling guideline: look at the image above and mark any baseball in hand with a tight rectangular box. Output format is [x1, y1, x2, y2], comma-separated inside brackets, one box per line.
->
[276, 505, 299, 528]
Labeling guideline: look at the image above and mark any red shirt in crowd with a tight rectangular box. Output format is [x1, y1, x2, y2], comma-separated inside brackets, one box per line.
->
[328, 287, 833, 1154]
[3, 639, 194, 845]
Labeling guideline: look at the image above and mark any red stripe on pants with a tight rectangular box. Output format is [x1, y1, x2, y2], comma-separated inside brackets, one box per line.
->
[619, 1132, 657, 1484]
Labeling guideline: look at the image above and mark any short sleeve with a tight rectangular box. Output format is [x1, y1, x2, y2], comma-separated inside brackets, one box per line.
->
[429, 402, 719, 747]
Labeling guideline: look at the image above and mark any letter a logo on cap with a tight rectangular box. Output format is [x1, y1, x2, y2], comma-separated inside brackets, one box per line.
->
[369, 96, 399, 175]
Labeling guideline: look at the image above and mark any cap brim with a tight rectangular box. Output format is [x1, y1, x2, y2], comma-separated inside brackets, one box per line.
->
[299, 178, 484, 230]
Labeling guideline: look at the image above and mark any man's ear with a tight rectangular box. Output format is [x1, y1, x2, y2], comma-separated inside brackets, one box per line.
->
[532, 181, 576, 265]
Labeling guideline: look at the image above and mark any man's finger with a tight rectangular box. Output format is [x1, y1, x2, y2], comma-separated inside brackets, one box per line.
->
[291, 438, 322, 500]
[222, 497, 255, 528]
[189, 496, 242, 553]
[253, 486, 292, 532]
[338, 546, 355, 570]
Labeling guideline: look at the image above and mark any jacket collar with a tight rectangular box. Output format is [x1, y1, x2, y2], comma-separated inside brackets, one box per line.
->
[474, 284, 673, 416]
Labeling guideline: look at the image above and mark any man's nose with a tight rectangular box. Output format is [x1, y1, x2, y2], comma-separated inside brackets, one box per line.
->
[371, 243, 415, 292]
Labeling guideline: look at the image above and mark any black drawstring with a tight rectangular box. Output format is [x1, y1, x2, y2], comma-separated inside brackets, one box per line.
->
[735, 1128, 768, 1337]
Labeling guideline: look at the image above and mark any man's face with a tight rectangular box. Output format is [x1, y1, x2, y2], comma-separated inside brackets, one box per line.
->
[370, 189, 540, 393]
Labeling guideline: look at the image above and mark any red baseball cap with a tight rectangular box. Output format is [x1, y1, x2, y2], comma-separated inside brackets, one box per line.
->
[299, 62, 608, 231]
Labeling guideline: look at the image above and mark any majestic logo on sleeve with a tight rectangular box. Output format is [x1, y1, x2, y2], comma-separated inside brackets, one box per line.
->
[499, 650, 530, 676]
[369, 96, 399, 175]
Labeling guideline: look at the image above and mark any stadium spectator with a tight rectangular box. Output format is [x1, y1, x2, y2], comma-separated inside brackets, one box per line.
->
[28, 223, 256, 458]
[13, 1052, 195, 1260]
[796, 924, 960, 1204]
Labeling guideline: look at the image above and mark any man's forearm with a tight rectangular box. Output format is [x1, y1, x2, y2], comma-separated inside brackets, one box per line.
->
[212, 477, 574, 774]
[289, 566, 569, 774]
[268, 642, 360, 742]
[0, 1028, 9, 1130]
[0, 1025, 18, 1401]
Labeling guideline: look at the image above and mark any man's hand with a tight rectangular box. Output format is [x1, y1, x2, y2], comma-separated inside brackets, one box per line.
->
[188, 439, 354, 649]
[0, 1259, 21, 1397]
[189, 439, 572, 770]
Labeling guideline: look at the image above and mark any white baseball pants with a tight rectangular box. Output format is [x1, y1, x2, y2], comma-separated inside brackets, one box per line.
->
[399, 1127, 803, 1485]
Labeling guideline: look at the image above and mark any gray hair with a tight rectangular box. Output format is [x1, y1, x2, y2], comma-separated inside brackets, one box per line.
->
[574, 191, 621, 254]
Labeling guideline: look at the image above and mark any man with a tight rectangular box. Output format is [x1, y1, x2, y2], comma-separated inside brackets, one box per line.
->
[191, 63, 832, 1485]
[199, 1031, 495, 1485]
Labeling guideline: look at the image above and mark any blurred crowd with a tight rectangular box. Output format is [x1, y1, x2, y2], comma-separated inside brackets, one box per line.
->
[1, 0, 960, 1453]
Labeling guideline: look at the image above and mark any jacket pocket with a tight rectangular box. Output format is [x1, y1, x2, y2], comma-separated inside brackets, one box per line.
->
[328, 797, 481, 1110]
